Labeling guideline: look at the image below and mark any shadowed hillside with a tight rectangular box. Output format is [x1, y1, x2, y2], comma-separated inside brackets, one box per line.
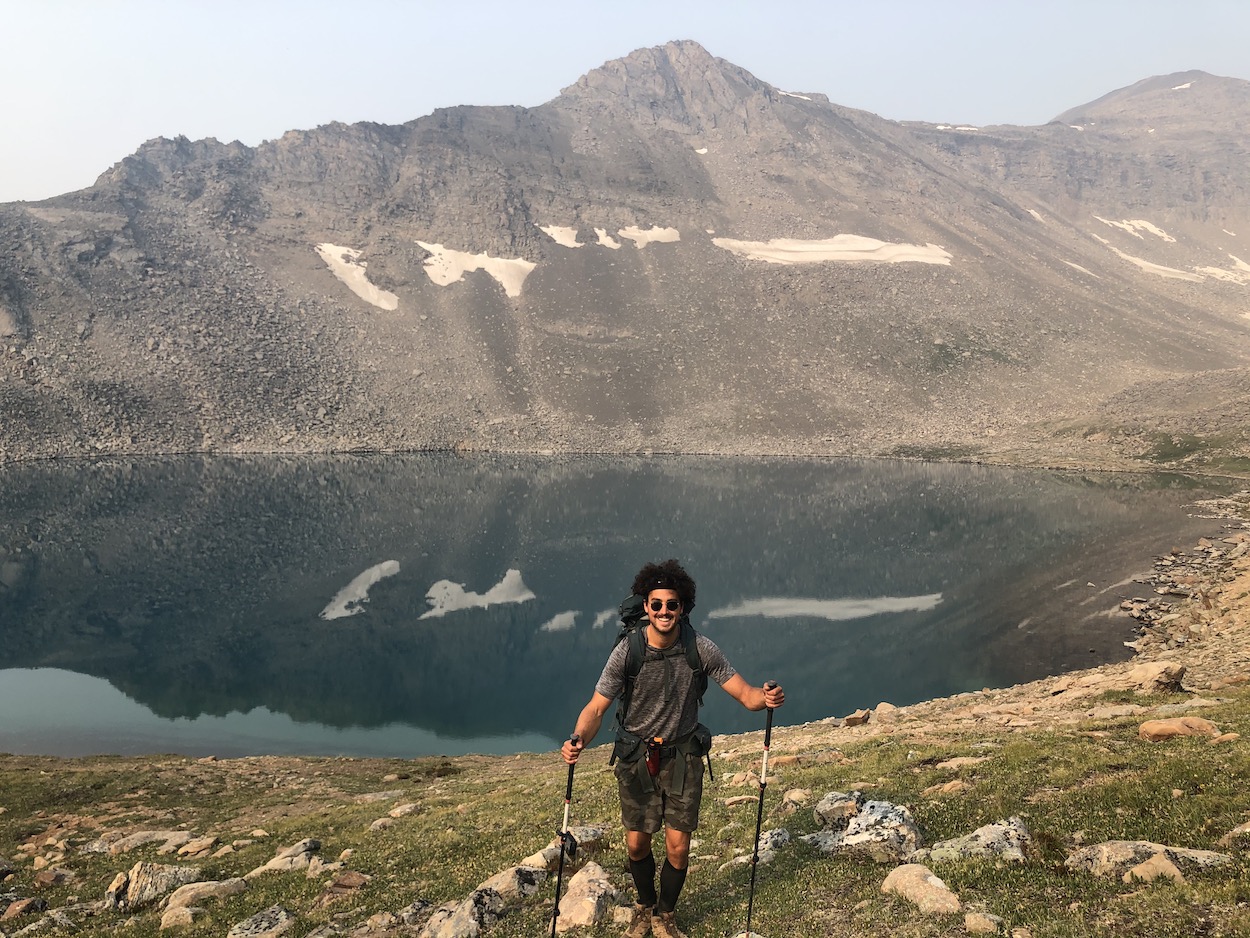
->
[2, 42, 1248, 468]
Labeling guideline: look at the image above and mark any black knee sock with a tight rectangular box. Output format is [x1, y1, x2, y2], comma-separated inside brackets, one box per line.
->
[655, 859, 687, 914]
[629, 853, 657, 907]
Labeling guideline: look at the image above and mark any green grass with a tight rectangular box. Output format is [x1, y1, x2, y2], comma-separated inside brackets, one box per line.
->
[4, 689, 1250, 937]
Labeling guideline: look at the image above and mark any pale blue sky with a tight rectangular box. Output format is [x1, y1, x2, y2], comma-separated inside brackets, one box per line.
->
[2, 0, 1248, 202]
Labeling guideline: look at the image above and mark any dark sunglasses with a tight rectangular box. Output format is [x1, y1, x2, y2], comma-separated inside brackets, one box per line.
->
[649, 599, 682, 612]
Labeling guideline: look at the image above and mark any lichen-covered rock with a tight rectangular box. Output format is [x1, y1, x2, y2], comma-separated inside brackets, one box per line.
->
[920, 816, 1031, 863]
[1065, 841, 1231, 877]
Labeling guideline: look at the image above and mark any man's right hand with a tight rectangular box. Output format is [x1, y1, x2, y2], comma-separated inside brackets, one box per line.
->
[561, 735, 584, 765]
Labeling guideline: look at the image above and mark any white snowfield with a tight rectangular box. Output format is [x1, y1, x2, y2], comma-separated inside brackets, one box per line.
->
[1197, 255, 1250, 284]
[314, 244, 399, 311]
[1094, 217, 1176, 242]
[536, 224, 684, 250]
[778, 90, 812, 101]
[706, 593, 943, 623]
[618, 225, 681, 248]
[416, 241, 536, 298]
[419, 568, 536, 619]
[694, 146, 708, 154]
[320, 561, 401, 620]
[537, 225, 582, 248]
[1173, 81, 1194, 90]
[1092, 234, 1203, 282]
[1064, 261, 1099, 278]
[713, 235, 952, 266]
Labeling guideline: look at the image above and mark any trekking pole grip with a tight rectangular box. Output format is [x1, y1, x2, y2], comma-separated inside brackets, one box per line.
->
[564, 734, 580, 800]
[763, 681, 777, 747]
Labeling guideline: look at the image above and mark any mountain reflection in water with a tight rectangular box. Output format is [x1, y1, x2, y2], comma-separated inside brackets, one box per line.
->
[0, 454, 1230, 758]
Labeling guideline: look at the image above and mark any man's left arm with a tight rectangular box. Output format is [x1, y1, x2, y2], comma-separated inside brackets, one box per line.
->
[721, 673, 785, 711]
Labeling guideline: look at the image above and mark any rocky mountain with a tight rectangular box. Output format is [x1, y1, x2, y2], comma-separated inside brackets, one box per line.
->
[2, 40, 1248, 466]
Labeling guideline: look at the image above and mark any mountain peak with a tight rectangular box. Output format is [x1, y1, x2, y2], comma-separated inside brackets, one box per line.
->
[1053, 69, 1250, 129]
[555, 39, 772, 131]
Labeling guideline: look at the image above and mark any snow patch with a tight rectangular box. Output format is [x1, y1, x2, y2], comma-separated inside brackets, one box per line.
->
[419, 568, 536, 619]
[1196, 255, 1250, 284]
[1069, 125, 1085, 131]
[1027, 209, 1044, 222]
[694, 146, 708, 154]
[707, 593, 943, 622]
[416, 241, 536, 298]
[539, 611, 579, 632]
[537, 225, 582, 248]
[1197, 266, 1250, 284]
[595, 228, 622, 250]
[1093, 217, 1176, 242]
[778, 90, 812, 101]
[320, 561, 401, 620]
[713, 235, 952, 266]
[1063, 261, 1099, 278]
[1224, 229, 1238, 237]
[1172, 81, 1194, 90]
[314, 244, 399, 311]
[1092, 234, 1203, 282]
[592, 609, 617, 629]
[618, 226, 681, 248]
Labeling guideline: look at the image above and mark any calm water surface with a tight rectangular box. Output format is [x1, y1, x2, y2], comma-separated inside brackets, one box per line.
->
[0, 454, 1230, 758]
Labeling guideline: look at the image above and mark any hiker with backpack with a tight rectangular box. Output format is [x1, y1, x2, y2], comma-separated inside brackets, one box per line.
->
[560, 559, 785, 938]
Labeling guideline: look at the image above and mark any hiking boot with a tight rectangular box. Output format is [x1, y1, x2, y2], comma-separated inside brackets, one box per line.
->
[623, 904, 653, 938]
[650, 911, 687, 938]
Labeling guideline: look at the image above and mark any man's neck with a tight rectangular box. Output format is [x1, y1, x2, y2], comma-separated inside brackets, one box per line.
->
[646, 623, 679, 651]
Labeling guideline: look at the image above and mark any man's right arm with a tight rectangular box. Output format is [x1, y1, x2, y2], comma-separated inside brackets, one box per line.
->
[562, 692, 614, 763]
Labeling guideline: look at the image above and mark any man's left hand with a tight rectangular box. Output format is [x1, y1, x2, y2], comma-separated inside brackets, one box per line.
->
[763, 682, 785, 709]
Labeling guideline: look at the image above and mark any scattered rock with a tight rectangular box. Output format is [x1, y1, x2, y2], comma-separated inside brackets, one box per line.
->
[881, 863, 961, 915]
[108, 861, 203, 910]
[227, 904, 296, 937]
[163, 877, 247, 912]
[245, 838, 321, 879]
[2, 897, 48, 921]
[312, 870, 371, 908]
[1123, 853, 1185, 884]
[554, 861, 619, 932]
[1065, 841, 1231, 877]
[801, 798, 920, 863]
[476, 865, 546, 904]
[921, 817, 1031, 864]
[965, 910, 1005, 934]
[844, 708, 871, 727]
[1138, 717, 1220, 741]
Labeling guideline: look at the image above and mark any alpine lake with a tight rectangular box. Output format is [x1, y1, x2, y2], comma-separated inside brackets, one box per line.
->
[0, 453, 1235, 759]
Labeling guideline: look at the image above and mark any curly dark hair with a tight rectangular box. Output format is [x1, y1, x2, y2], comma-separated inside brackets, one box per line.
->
[631, 558, 696, 611]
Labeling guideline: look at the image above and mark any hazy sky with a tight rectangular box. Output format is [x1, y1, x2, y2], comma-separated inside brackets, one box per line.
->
[3, 0, 1248, 203]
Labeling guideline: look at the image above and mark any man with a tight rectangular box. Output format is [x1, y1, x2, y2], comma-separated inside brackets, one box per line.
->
[562, 559, 785, 938]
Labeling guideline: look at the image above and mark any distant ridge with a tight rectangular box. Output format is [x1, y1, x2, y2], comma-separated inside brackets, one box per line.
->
[1, 41, 1249, 470]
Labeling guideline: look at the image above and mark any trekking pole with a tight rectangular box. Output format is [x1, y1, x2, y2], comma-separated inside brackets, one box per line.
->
[743, 683, 777, 938]
[550, 734, 580, 938]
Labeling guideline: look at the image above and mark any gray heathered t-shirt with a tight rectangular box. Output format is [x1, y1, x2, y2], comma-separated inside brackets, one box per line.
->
[595, 630, 737, 741]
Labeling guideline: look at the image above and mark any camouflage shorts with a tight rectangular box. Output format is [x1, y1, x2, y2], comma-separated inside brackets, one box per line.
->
[615, 752, 704, 834]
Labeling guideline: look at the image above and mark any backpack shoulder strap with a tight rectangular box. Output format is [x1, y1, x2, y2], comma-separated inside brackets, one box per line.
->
[680, 619, 708, 706]
[616, 624, 647, 725]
